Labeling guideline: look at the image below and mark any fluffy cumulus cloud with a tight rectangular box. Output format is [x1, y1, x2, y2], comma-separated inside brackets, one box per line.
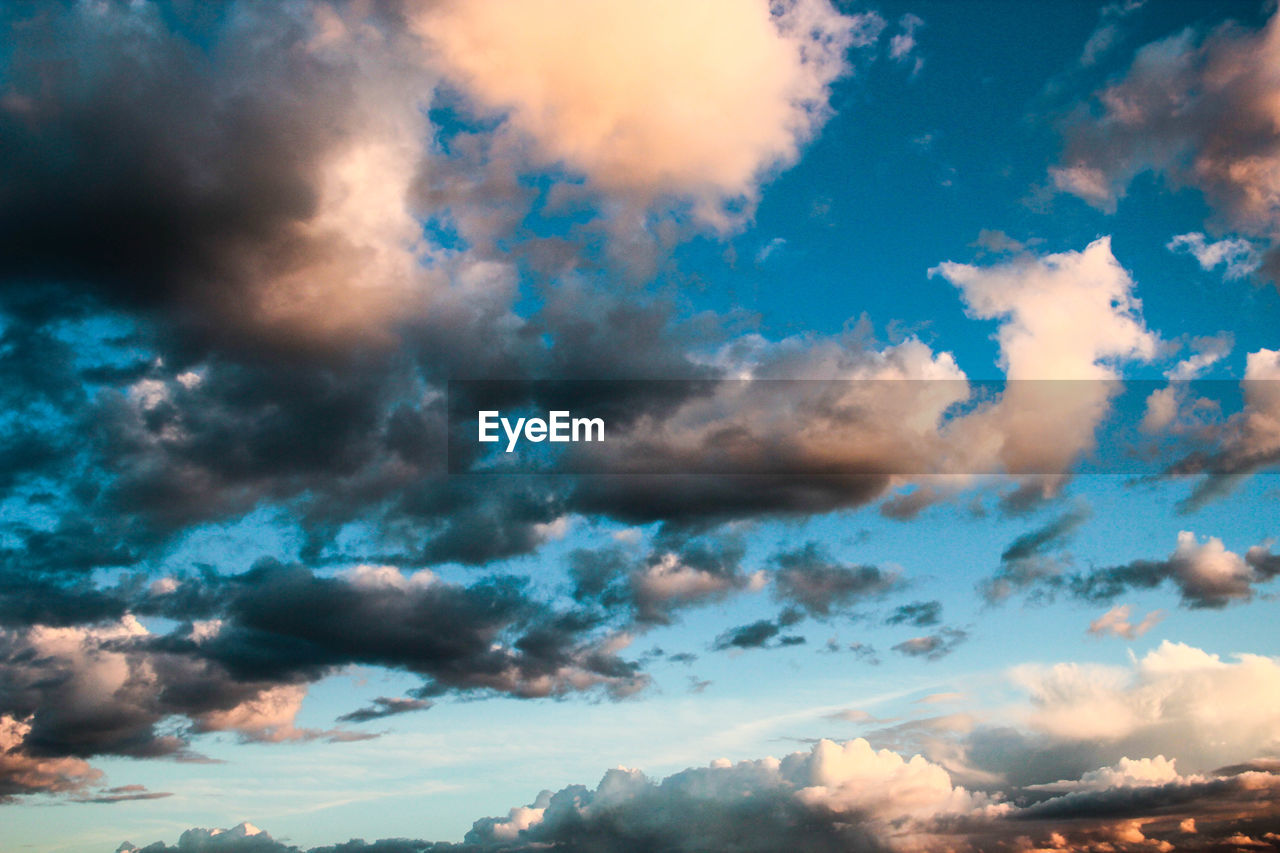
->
[932, 238, 1156, 502]
[1054, 7, 1280, 283]
[121, 717, 1280, 851]
[565, 237, 1163, 522]
[987, 642, 1280, 783]
[414, 0, 866, 229]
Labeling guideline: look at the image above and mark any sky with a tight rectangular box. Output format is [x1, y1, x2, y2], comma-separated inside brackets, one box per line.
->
[1, 1, 1280, 851]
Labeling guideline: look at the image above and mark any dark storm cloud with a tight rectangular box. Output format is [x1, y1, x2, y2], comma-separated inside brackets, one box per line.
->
[181, 561, 644, 697]
[0, 1, 326, 321]
[569, 473, 894, 529]
[771, 542, 901, 618]
[0, 0, 447, 350]
[0, 561, 646, 798]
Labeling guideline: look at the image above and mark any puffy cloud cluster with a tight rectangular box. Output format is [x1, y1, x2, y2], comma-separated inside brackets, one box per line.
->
[0, 564, 645, 796]
[122, 726, 1280, 852]
[989, 642, 1280, 783]
[1069, 531, 1280, 609]
[415, 0, 869, 230]
[983, 518, 1280, 610]
[0, 0, 451, 346]
[97, 640, 1280, 849]
[562, 237, 1163, 522]
[933, 238, 1157, 502]
[1054, 8, 1280, 283]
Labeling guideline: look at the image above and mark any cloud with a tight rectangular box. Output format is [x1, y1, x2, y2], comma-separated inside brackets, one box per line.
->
[1069, 531, 1280, 609]
[1027, 755, 1185, 793]
[891, 628, 969, 661]
[772, 542, 902, 617]
[139, 738, 980, 852]
[415, 0, 868, 229]
[933, 237, 1157, 382]
[73, 784, 173, 805]
[336, 697, 433, 724]
[1003, 505, 1093, 563]
[569, 537, 764, 626]
[124, 731, 1280, 851]
[980, 504, 1091, 603]
[0, 0, 459, 346]
[1165, 348, 1280, 508]
[629, 550, 765, 625]
[1078, 0, 1146, 67]
[1167, 232, 1263, 280]
[0, 562, 651, 799]
[985, 526, 1280, 610]
[971, 228, 1026, 255]
[932, 237, 1157, 502]
[711, 619, 806, 652]
[1054, 8, 1280, 284]
[889, 14, 925, 72]
[996, 642, 1280, 781]
[0, 714, 100, 800]
[1087, 605, 1164, 640]
[886, 601, 942, 627]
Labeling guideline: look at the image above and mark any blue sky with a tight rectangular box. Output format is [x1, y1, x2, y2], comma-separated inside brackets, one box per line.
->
[1, 2, 1280, 852]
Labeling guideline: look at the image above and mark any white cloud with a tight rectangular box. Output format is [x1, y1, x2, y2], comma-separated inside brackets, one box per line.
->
[1011, 641, 1280, 773]
[933, 237, 1156, 492]
[1027, 755, 1187, 792]
[415, 0, 866, 228]
[889, 14, 925, 67]
[1167, 232, 1261, 280]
